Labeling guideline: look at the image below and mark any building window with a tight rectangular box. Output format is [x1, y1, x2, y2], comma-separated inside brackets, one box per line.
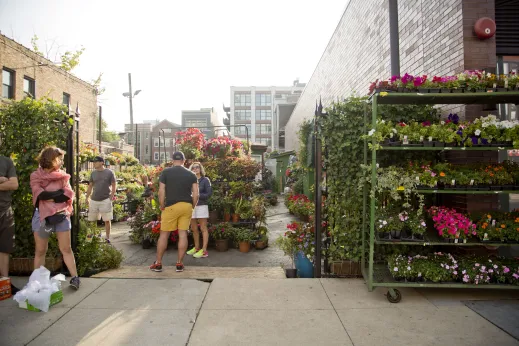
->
[145, 145, 149, 154]
[23, 76, 35, 98]
[234, 93, 251, 106]
[63, 92, 70, 105]
[235, 124, 251, 136]
[185, 119, 207, 128]
[164, 138, 171, 147]
[154, 152, 159, 160]
[256, 138, 272, 146]
[255, 93, 271, 106]
[145, 132, 149, 139]
[256, 124, 272, 135]
[154, 138, 159, 147]
[255, 110, 272, 120]
[235, 110, 251, 121]
[2, 68, 15, 99]
[165, 152, 170, 161]
[160, 152, 165, 160]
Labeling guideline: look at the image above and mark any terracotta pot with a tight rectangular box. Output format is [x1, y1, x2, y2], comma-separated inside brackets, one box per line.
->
[232, 213, 240, 223]
[239, 241, 250, 253]
[215, 239, 229, 252]
[224, 213, 231, 222]
[255, 240, 268, 250]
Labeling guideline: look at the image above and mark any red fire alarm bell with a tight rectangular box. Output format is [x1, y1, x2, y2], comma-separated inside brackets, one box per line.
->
[474, 17, 496, 40]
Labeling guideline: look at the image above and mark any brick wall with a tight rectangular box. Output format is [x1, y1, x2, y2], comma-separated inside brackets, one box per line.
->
[285, 0, 465, 151]
[0, 34, 97, 143]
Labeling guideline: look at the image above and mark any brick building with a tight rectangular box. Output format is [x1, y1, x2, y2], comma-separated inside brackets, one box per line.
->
[0, 34, 97, 143]
[286, 0, 519, 150]
[285, 0, 519, 213]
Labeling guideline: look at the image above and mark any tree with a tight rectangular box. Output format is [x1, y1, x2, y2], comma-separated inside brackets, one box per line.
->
[96, 117, 120, 143]
[30, 34, 85, 72]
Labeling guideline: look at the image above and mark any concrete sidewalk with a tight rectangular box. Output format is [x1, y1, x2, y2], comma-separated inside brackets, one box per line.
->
[1, 277, 519, 346]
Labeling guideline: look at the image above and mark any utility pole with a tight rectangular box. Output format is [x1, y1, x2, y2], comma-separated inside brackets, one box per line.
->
[98, 106, 102, 153]
[128, 73, 134, 145]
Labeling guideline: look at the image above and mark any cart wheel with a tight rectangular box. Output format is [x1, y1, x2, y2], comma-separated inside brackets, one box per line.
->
[386, 289, 402, 303]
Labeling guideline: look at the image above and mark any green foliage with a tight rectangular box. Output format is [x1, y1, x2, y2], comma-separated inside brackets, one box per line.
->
[96, 118, 120, 142]
[91, 72, 106, 96]
[321, 96, 367, 261]
[293, 177, 304, 195]
[31, 35, 44, 56]
[60, 47, 85, 72]
[0, 97, 71, 257]
[297, 119, 313, 169]
[76, 219, 123, 276]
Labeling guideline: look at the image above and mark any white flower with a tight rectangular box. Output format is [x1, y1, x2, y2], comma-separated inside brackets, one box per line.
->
[441, 121, 445, 125]
[394, 267, 399, 272]
[407, 266, 411, 270]
[493, 265, 498, 269]
[368, 129, 375, 136]
[418, 273, 422, 277]
[446, 265, 450, 270]
[475, 129, 481, 136]
[382, 221, 387, 225]
[392, 128, 397, 134]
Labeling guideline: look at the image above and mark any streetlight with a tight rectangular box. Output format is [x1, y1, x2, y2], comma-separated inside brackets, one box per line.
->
[122, 73, 141, 151]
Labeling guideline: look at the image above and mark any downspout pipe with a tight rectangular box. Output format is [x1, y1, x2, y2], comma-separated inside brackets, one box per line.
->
[389, 0, 400, 76]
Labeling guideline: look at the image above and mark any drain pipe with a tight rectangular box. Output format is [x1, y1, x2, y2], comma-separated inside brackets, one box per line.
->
[389, 0, 400, 76]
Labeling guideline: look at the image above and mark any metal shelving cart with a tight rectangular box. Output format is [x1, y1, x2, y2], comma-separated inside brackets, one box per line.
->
[362, 91, 519, 303]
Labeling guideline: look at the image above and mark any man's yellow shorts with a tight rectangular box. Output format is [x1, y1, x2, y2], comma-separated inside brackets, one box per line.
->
[161, 202, 193, 231]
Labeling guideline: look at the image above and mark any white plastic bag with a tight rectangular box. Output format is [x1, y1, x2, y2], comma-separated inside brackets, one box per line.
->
[13, 266, 66, 312]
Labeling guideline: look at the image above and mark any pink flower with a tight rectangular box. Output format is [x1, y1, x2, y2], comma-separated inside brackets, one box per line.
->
[504, 267, 510, 273]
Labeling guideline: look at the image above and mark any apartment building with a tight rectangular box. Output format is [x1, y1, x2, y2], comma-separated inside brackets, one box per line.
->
[228, 80, 305, 149]
[181, 108, 225, 139]
[1, 33, 97, 143]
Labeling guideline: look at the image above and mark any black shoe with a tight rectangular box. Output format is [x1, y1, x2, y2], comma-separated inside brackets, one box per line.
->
[69, 276, 80, 290]
[10, 284, 20, 295]
[176, 262, 184, 272]
[150, 262, 163, 272]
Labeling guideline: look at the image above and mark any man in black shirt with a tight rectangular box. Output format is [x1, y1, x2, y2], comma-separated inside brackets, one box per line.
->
[150, 151, 198, 272]
[0, 156, 19, 294]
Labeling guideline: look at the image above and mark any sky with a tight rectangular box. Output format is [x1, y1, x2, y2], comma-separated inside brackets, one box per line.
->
[0, 0, 347, 132]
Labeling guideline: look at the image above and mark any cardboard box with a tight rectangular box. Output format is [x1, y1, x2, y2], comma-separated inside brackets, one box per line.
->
[0, 277, 11, 301]
[18, 290, 63, 312]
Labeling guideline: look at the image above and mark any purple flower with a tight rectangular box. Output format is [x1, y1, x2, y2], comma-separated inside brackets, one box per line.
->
[401, 73, 414, 84]
[504, 267, 510, 273]
[390, 75, 400, 83]
[456, 129, 463, 136]
[513, 273, 519, 279]
[471, 136, 479, 145]
[448, 113, 459, 124]
[422, 121, 431, 127]
[481, 138, 489, 145]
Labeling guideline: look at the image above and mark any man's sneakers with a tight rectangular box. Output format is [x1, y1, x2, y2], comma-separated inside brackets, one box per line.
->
[186, 247, 199, 256]
[69, 276, 81, 290]
[176, 262, 184, 272]
[193, 249, 208, 258]
[149, 262, 163, 272]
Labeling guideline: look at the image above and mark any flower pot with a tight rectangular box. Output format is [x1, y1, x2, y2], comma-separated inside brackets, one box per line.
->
[142, 238, 152, 249]
[239, 241, 250, 253]
[445, 142, 457, 147]
[429, 88, 440, 93]
[503, 185, 515, 191]
[209, 210, 219, 224]
[255, 240, 268, 250]
[215, 239, 229, 252]
[490, 185, 502, 191]
[440, 88, 451, 94]
[9, 257, 63, 275]
[224, 213, 231, 222]
[232, 213, 240, 223]
[285, 268, 298, 278]
[423, 141, 434, 147]
[389, 230, 401, 239]
[294, 251, 314, 278]
[389, 141, 402, 147]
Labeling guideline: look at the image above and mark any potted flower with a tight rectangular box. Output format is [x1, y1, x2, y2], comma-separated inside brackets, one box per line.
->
[255, 225, 269, 249]
[209, 223, 233, 252]
[235, 228, 253, 253]
[275, 236, 298, 278]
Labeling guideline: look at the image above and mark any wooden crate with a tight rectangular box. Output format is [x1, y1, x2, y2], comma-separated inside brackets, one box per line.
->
[9, 257, 63, 275]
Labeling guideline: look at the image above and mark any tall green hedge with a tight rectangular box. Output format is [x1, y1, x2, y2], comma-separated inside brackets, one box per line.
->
[0, 97, 72, 257]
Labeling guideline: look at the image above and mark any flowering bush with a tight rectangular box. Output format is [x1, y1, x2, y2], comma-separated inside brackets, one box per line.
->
[204, 136, 244, 158]
[209, 223, 236, 240]
[283, 221, 315, 260]
[176, 128, 205, 159]
[428, 207, 477, 240]
[285, 194, 313, 216]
